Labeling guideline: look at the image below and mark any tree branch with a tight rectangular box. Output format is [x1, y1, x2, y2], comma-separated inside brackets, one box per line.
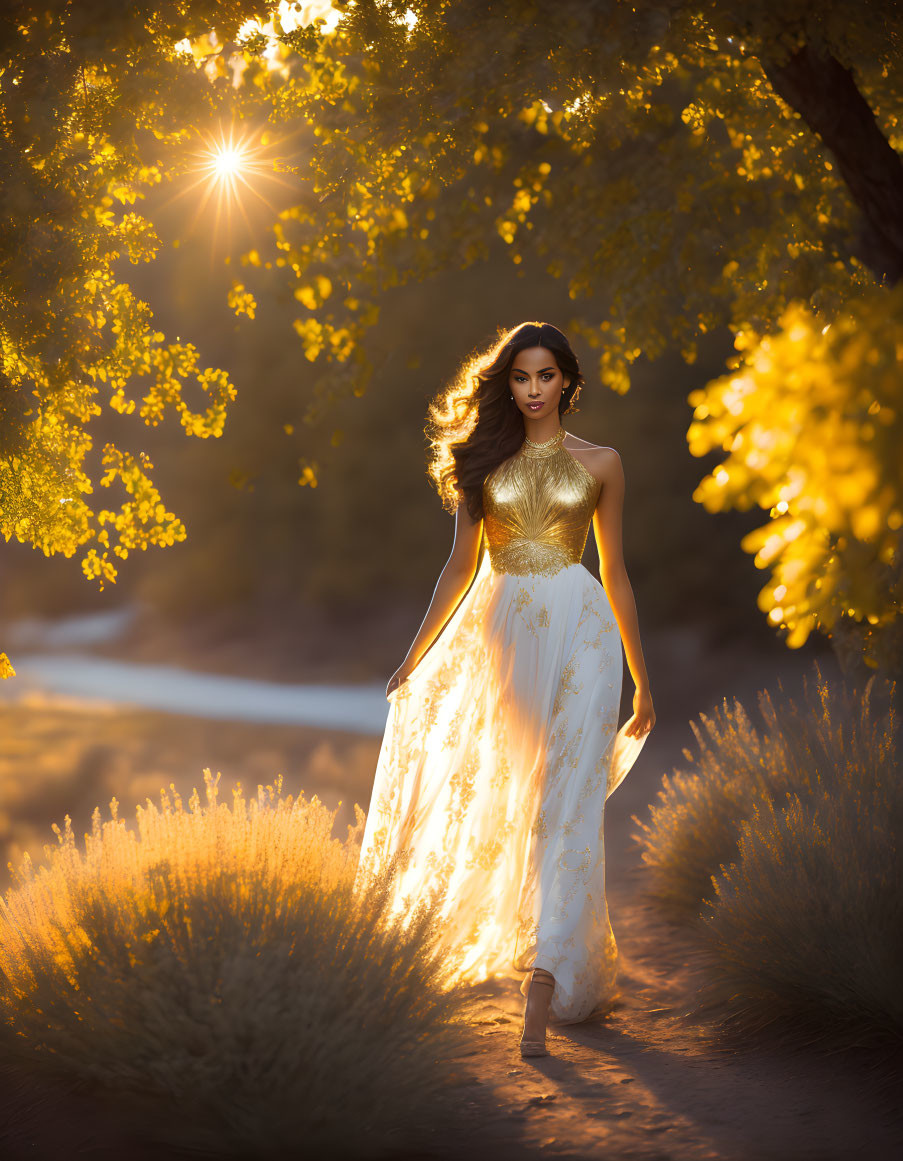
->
[762, 42, 903, 284]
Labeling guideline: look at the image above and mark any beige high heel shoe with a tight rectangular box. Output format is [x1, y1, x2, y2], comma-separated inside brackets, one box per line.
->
[519, 968, 555, 1057]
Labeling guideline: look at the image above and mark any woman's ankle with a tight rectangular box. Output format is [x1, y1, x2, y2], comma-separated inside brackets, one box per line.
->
[522, 969, 555, 1039]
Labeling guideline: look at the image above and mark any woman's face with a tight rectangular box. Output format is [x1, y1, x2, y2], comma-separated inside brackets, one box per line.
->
[508, 345, 570, 419]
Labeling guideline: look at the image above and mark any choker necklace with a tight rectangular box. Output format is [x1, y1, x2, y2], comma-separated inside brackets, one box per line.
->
[522, 425, 565, 457]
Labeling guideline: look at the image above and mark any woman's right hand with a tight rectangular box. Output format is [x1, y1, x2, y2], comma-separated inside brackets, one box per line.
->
[386, 658, 417, 699]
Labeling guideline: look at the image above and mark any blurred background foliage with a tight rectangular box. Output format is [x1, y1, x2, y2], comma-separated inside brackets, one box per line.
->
[1, 0, 901, 686]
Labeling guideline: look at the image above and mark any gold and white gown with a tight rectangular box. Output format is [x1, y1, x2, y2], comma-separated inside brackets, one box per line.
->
[355, 427, 648, 1024]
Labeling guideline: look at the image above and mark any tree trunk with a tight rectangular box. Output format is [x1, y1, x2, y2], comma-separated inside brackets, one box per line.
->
[766, 42, 903, 724]
[761, 42, 903, 285]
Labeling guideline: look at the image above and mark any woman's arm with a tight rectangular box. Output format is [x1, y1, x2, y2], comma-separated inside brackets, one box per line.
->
[386, 500, 484, 697]
[590, 448, 655, 737]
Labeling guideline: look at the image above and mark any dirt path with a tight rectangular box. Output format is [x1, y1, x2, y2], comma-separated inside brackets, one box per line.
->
[429, 702, 903, 1161]
[437, 896, 902, 1161]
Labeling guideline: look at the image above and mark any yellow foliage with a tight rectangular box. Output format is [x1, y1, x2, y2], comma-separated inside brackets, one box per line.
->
[0, 13, 243, 668]
[227, 281, 257, 319]
[0, 265, 237, 676]
[688, 282, 903, 655]
[298, 461, 319, 487]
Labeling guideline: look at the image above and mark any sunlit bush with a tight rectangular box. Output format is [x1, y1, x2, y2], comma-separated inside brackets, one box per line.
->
[0, 770, 478, 1158]
[634, 664, 901, 1052]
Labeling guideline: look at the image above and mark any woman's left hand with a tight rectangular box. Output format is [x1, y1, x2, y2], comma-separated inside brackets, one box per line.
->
[624, 686, 655, 737]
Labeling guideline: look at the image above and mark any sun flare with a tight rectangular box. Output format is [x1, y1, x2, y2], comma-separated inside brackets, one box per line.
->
[154, 117, 305, 253]
[195, 130, 266, 197]
[211, 145, 247, 179]
[169, 123, 297, 246]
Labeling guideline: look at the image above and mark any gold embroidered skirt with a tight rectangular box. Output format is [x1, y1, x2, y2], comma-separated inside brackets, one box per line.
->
[354, 551, 648, 1024]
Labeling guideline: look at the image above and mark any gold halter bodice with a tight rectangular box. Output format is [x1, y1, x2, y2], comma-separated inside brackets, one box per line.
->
[482, 426, 601, 577]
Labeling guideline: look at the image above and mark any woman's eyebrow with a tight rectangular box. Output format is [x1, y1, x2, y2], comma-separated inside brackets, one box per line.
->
[513, 366, 556, 374]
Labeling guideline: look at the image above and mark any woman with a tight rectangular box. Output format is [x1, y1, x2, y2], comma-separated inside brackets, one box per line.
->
[355, 321, 655, 1058]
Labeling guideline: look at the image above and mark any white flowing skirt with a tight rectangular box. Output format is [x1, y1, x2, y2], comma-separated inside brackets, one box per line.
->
[355, 551, 648, 1024]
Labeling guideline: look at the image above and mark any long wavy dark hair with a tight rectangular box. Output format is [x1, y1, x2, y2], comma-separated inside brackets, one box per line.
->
[426, 321, 584, 521]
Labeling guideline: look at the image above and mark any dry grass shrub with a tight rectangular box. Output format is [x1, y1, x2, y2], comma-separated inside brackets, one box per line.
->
[632, 692, 778, 919]
[0, 770, 479, 1159]
[700, 714, 902, 1052]
[631, 661, 892, 920]
[634, 661, 902, 1054]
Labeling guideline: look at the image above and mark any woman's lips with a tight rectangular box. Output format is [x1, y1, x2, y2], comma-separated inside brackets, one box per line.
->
[527, 401, 544, 410]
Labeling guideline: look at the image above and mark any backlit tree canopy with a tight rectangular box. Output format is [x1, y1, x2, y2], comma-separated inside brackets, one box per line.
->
[0, 1, 266, 679]
[1, 0, 902, 678]
[689, 281, 903, 666]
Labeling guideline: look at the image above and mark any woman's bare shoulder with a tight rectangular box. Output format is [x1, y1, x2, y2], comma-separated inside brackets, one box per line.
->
[562, 432, 621, 483]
